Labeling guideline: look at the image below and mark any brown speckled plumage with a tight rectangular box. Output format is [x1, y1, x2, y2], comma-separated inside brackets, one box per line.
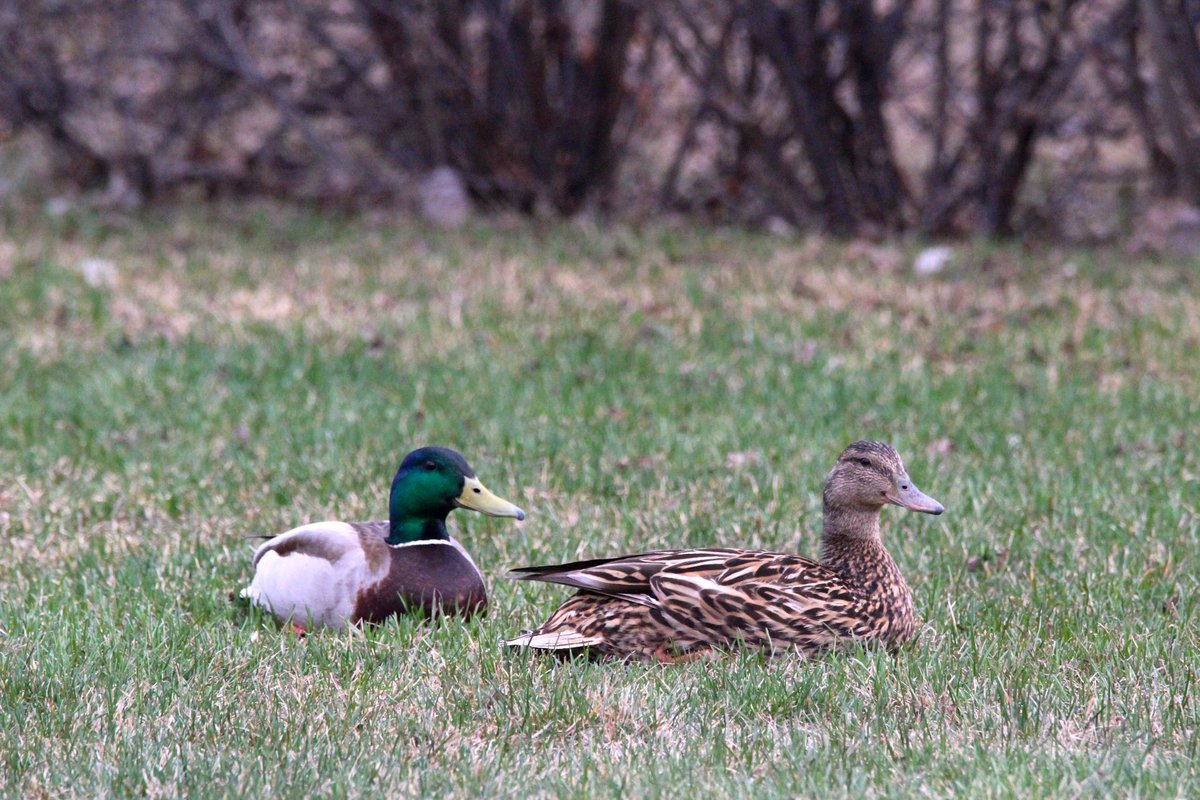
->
[504, 441, 943, 661]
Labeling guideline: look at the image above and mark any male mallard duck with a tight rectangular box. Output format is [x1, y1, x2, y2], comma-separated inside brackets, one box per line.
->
[242, 447, 525, 631]
[504, 441, 942, 661]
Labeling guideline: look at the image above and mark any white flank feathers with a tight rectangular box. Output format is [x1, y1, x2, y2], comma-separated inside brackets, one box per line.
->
[505, 630, 602, 650]
[241, 521, 380, 630]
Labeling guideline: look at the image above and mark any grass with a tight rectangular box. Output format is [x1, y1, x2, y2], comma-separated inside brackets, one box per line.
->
[0, 202, 1198, 798]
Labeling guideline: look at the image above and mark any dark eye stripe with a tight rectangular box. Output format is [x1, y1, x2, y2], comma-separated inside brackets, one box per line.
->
[844, 455, 891, 475]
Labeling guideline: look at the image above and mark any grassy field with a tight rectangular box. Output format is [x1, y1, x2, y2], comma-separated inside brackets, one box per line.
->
[0, 203, 1197, 798]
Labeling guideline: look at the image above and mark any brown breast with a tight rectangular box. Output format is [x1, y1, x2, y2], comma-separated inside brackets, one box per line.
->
[353, 542, 487, 623]
[823, 538, 917, 645]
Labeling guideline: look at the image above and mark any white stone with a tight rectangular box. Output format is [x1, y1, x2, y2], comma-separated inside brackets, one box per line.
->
[765, 216, 796, 237]
[78, 258, 117, 288]
[913, 245, 954, 277]
[45, 197, 74, 217]
[419, 166, 470, 229]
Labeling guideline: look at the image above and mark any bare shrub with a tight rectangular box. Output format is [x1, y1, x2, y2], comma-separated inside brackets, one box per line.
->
[2, 0, 1198, 238]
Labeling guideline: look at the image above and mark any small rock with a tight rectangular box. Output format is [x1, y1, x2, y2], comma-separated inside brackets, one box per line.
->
[790, 277, 817, 299]
[1128, 201, 1200, 258]
[45, 197, 74, 217]
[925, 437, 955, 457]
[360, 326, 386, 351]
[78, 258, 117, 288]
[603, 407, 627, 423]
[725, 451, 761, 470]
[0, 241, 15, 279]
[637, 323, 672, 341]
[1166, 206, 1200, 259]
[913, 245, 954, 277]
[765, 216, 796, 237]
[419, 166, 470, 229]
[846, 241, 902, 272]
[793, 340, 818, 364]
[100, 169, 145, 210]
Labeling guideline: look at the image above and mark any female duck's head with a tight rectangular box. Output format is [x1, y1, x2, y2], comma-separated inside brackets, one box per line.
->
[388, 446, 525, 544]
[823, 441, 943, 516]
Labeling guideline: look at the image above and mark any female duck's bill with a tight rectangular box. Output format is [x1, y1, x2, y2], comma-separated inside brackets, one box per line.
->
[884, 476, 943, 515]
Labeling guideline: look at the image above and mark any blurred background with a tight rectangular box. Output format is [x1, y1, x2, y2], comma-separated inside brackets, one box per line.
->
[3, 0, 1200, 251]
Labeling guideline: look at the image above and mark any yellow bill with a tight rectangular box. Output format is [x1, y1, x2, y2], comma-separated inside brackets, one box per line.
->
[456, 476, 526, 520]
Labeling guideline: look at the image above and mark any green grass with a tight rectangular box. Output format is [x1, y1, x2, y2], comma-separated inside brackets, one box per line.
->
[1, 203, 1198, 798]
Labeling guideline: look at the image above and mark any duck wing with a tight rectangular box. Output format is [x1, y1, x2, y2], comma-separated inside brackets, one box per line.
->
[507, 548, 863, 655]
[649, 554, 863, 649]
[242, 521, 382, 629]
[507, 548, 752, 607]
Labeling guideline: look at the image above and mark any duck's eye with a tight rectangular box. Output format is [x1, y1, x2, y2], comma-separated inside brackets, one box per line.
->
[423, 461, 437, 471]
[859, 458, 872, 467]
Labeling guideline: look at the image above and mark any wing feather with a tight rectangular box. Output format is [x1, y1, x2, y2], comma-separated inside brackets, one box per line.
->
[504, 630, 604, 650]
[506, 548, 870, 657]
[241, 521, 372, 629]
[505, 548, 778, 599]
[649, 560, 862, 649]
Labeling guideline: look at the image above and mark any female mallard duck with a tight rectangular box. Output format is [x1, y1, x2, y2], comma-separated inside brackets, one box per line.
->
[504, 441, 942, 661]
[242, 447, 525, 631]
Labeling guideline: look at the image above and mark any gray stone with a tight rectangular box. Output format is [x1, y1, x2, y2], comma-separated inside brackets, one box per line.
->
[419, 166, 471, 229]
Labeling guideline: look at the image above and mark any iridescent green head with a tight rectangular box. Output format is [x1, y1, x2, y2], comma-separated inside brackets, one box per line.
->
[387, 446, 525, 545]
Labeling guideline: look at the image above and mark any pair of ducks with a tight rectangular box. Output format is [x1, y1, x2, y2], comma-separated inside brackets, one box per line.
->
[242, 442, 944, 661]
